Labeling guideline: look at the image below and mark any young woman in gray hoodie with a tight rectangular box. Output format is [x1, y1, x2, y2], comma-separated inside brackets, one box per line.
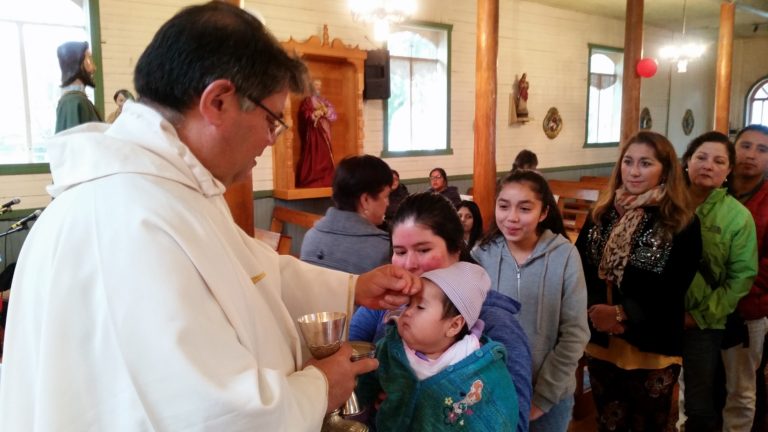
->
[472, 170, 589, 432]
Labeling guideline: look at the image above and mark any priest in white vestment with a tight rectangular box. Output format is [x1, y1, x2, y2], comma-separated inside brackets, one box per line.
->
[0, 3, 419, 431]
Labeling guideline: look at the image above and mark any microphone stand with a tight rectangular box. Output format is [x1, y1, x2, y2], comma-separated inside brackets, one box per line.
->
[0, 225, 29, 238]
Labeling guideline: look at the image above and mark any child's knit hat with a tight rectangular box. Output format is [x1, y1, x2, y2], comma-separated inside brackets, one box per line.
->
[421, 262, 490, 328]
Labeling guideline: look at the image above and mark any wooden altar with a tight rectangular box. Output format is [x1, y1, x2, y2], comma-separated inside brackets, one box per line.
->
[272, 26, 367, 200]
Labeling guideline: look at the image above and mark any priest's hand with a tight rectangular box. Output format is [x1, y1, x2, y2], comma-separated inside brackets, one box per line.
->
[305, 343, 378, 414]
[355, 264, 421, 310]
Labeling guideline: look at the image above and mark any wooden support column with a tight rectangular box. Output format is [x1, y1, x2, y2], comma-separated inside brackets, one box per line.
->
[473, 0, 499, 232]
[219, 0, 254, 236]
[620, 0, 643, 146]
[714, 2, 734, 134]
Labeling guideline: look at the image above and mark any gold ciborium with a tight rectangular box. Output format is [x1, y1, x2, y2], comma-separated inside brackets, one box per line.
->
[297, 312, 369, 432]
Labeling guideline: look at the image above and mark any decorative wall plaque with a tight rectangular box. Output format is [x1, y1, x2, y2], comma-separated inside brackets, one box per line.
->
[640, 107, 652, 130]
[543, 107, 562, 139]
[682, 109, 694, 136]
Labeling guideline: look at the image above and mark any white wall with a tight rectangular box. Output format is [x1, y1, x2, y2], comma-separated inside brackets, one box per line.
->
[665, 46, 717, 156]
[1, 0, 747, 208]
[0, 174, 52, 210]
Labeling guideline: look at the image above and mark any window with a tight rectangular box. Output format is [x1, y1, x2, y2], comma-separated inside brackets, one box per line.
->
[746, 77, 768, 126]
[586, 45, 623, 147]
[0, 1, 92, 164]
[384, 22, 451, 156]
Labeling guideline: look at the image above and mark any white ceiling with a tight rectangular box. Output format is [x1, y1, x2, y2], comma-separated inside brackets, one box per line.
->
[528, 0, 768, 38]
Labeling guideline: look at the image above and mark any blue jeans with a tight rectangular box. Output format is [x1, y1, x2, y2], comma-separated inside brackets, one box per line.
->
[529, 396, 574, 432]
[682, 328, 724, 432]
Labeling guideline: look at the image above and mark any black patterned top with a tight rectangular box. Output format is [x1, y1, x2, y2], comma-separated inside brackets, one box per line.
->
[576, 208, 702, 356]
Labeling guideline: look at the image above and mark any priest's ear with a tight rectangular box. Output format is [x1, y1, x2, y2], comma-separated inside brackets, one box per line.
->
[198, 79, 239, 126]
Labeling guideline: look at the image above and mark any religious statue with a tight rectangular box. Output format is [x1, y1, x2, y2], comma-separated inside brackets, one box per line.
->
[516, 73, 529, 119]
[55, 41, 101, 133]
[296, 79, 337, 188]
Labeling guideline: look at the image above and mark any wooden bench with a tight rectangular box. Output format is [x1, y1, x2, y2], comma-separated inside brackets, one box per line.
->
[266, 206, 324, 255]
[579, 175, 610, 188]
[548, 179, 601, 242]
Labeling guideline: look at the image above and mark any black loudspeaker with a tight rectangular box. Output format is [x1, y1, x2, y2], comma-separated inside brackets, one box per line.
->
[364, 49, 390, 100]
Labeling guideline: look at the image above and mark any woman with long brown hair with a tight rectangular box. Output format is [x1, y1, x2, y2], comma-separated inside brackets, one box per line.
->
[576, 131, 702, 430]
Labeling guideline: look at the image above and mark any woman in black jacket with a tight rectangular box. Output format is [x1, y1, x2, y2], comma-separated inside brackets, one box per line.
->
[576, 131, 702, 431]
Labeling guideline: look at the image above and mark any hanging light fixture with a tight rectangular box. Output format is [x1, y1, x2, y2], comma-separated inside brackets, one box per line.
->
[348, 0, 417, 41]
[659, 0, 706, 73]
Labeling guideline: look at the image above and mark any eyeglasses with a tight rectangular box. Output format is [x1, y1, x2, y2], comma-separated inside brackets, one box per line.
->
[251, 98, 289, 138]
[429, 175, 443, 181]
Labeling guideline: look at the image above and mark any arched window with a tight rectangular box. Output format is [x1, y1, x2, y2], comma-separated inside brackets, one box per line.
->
[746, 77, 768, 127]
[586, 45, 623, 146]
[0, 0, 90, 163]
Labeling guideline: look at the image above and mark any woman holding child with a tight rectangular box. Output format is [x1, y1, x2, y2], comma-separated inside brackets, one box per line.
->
[576, 131, 702, 431]
[350, 192, 532, 431]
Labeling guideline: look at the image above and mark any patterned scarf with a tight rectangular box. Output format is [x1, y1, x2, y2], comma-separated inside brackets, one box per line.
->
[598, 185, 666, 286]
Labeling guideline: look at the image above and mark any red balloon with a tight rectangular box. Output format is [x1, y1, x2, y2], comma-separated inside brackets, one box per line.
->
[636, 58, 658, 78]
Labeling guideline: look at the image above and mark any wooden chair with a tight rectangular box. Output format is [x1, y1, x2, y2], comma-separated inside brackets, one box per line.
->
[253, 228, 292, 255]
[548, 180, 601, 242]
[268, 206, 324, 256]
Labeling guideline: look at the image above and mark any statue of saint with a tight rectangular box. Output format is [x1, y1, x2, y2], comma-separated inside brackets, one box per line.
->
[55, 41, 102, 133]
[516, 73, 529, 119]
[296, 79, 337, 188]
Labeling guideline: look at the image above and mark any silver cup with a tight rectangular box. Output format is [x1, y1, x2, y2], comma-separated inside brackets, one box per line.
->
[297, 312, 369, 432]
[341, 341, 377, 417]
[297, 312, 347, 359]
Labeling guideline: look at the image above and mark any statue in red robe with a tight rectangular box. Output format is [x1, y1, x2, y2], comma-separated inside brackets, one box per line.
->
[296, 79, 337, 188]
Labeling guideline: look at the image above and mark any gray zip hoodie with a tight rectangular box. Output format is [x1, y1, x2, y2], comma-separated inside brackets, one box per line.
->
[472, 229, 589, 412]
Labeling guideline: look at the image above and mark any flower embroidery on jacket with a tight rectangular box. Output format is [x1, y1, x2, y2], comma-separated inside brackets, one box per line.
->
[443, 380, 484, 426]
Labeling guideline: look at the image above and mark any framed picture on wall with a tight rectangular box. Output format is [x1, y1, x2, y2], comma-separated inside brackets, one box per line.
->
[682, 109, 694, 136]
[543, 107, 563, 139]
